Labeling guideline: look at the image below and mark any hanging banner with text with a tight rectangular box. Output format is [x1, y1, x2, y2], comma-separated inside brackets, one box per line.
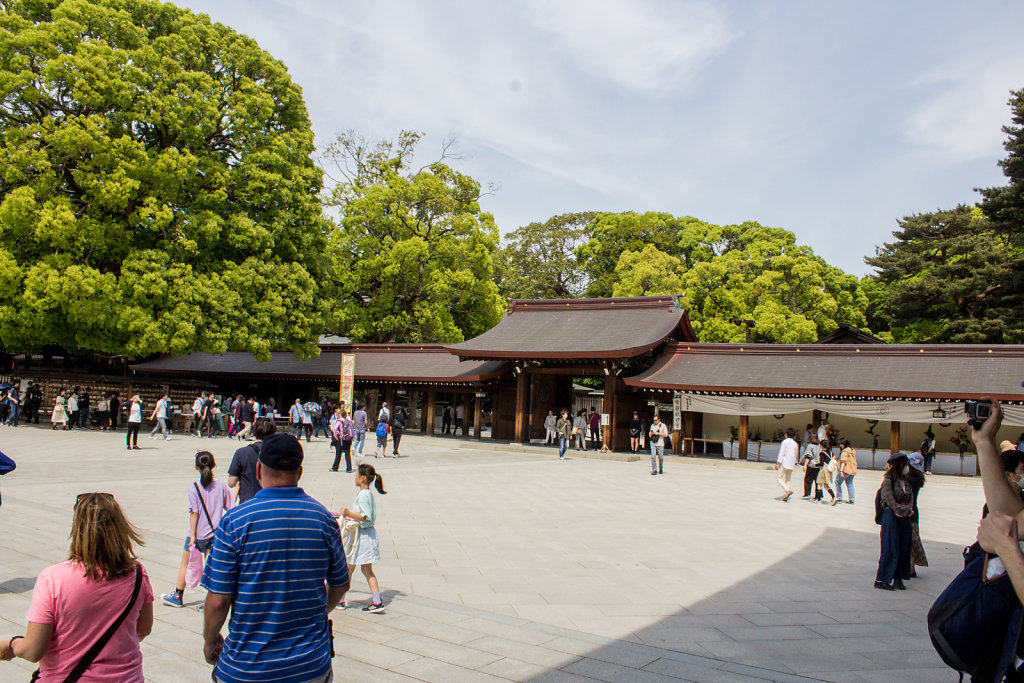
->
[340, 353, 355, 411]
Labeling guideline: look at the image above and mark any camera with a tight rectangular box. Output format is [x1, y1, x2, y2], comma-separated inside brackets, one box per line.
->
[965, 400, 992, 430]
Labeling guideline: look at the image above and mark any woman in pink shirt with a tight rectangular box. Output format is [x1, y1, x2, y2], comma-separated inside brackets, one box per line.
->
[0, 492, 154, 681]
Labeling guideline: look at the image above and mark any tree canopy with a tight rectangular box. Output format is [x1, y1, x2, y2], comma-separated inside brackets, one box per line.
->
[864, 205, 1023, 343]
[0, 0, 327, 360]
[609, 221, 869, 343]
[322, 130, 503, 343]
[495, 212, 594, 300]
[979, 88, 1024, 237]
[578, 211, 682, 297]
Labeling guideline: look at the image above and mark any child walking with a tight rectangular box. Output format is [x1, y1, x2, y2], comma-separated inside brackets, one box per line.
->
[338, 463, 387, 612]
[161, 451, 233, 608]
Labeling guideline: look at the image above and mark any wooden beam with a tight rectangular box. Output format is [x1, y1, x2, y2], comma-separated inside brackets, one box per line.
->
[514, 371, 528, 443]
[739, 415, 749, 461]
[890, 420, 901, 455]
[473, 393, 483, 440]
[384, 386, 395, 415]
[425, 387, 436, 436]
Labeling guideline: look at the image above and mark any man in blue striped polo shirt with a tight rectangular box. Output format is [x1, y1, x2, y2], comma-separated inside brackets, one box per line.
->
[201, 433, 350, 683]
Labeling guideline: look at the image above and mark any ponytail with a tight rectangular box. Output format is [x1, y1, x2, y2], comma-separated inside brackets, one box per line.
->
[358, 463, 387, 495]
[196, 450, 216, 488]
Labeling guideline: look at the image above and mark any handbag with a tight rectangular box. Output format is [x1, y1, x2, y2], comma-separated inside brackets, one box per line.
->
[31, 564, 143, 683]
[185, 546, 204, 589]
[341, 519, 360, 565]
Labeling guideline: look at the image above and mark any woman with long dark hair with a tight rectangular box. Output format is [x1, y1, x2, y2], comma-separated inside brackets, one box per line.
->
[161, 451, 233, 608]
[875, 453, 915, 590]
[1, 493, 153, 679]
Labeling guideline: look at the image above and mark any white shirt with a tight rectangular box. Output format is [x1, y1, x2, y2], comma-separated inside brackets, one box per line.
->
[777, 437, 799, 469]
[156, 398, 167, 419]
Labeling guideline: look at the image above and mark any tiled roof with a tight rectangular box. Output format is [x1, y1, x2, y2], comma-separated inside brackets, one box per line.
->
[130, 345, 509, 384]
[625, 342, 1024, 400]
[447, 295, 696, 360]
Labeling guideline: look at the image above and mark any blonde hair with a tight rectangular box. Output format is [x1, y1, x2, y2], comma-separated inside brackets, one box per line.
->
[69, 493, 145, 580]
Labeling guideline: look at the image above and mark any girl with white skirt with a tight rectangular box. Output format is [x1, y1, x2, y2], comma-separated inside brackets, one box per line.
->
[338, 463, 387, 612]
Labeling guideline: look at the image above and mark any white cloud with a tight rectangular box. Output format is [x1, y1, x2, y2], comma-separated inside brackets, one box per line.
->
[905, 50, 1024, 163]
[525, 0, 737, 93]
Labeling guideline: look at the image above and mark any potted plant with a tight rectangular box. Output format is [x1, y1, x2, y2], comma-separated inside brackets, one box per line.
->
[727, 425, 739, 459]
[951, 426, 970, 476]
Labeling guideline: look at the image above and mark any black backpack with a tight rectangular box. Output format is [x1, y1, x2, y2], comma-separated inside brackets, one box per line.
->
[928, 542, 1024, 682]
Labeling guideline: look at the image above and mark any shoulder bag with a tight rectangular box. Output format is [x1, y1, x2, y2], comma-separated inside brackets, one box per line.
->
[32, 564, 143, 683]
[194, 482, 216, 533]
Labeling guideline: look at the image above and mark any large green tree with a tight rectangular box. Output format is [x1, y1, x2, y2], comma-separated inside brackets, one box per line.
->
[322, 131, 503, 343]
[496, 212, 595, 300]
[864, 205, 1022, 343]
[611, 221, 869, 343]
[578, 211, 683, 297]
[0, 0, 327, 361]
[979, 88, 1024, 237]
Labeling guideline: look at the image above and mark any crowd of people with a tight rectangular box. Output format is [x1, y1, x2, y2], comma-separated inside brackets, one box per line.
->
[0, 423, 392, 682]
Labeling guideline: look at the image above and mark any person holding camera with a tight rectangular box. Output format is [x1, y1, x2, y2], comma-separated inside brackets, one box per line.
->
[974, 400, 1024, 604]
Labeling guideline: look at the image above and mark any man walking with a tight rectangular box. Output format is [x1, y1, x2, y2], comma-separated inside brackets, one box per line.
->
[4, 382, 19, 427]
[149, 391, 171, 440]
[776, 428, 799, 502]
[236, 398, 255, 441]
[649, 414, 668, 475]
[227, 418, 276, 504]
[201, 433, 349, 683]
[289, 398, 303, 438]
[352, 403, 368, 456]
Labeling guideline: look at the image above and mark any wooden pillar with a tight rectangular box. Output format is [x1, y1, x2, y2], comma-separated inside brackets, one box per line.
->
[890, 421, 901, 455]
[473, 393, 483, 440]
[384, 385, 395, 415]
[425, 387, 436, 436]
[739, 415, 749, 461]
[407, 389, 419, 430]
[514, 370, 528, 444]
[603, 373, 617, 451]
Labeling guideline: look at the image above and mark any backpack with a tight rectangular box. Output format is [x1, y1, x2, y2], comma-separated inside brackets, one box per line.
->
[928, 542, 1024, 681]
[375, 422, 388, 438]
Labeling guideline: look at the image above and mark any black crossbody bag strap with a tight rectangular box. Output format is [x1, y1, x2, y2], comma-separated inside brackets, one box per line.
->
[61, 564, 143, 683]
[194, 482, 215, 532]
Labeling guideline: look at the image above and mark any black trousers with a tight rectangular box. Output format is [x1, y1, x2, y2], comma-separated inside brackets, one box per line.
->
[876, 509, 912, 583]
[803, 466, 820, 498]
[392, 428, 403, 454]
[332, 439, 352, 471]
[126, 422, 140, 447]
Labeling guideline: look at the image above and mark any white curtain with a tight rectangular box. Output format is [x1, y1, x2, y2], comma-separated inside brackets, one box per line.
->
[679, 393, 1024, 427]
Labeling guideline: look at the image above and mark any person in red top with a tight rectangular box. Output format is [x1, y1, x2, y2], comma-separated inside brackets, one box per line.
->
[1, 492, 154, 681]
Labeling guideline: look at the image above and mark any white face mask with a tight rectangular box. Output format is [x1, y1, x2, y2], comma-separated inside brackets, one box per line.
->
[902, 465, 910, 476]
[1012, 474, 1024, 490]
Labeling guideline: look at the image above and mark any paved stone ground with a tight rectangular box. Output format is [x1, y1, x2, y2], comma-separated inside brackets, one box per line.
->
[0, 425, 985, 682]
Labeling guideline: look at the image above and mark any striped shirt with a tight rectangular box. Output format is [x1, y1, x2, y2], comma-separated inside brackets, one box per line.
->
[201, 487, 349, 683]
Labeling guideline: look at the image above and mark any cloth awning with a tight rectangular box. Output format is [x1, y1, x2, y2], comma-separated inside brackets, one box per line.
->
[677, 393, 1024, 427]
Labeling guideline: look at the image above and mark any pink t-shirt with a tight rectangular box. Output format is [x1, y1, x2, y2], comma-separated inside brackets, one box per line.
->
[26, 560, 154, 682]
[188, 479, 234, 540]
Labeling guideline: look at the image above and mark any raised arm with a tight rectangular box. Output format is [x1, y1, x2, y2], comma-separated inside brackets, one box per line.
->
[972, 400, 1024, 523]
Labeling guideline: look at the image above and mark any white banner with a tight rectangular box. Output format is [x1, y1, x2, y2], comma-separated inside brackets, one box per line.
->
[679, 393, 1024, 427]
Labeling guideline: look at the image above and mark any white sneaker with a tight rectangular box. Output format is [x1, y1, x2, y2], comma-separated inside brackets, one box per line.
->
[148, 435, 155, 440]
[164, 436, 172, 441]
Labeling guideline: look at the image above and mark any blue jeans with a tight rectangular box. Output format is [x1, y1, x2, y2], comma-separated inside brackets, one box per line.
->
[80, 407, 89, 428]
[6, 403, 18, 426]
[354, 430, 366, 455]
[314, 416, 330, 438]
[836, 473, 855, 501]
[558, 437, 569, 459]
[150, 417, 168, 438]
[650, 444, 664, 471]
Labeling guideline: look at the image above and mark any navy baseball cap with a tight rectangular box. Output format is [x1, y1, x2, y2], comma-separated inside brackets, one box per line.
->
[258, 433, 304, 471]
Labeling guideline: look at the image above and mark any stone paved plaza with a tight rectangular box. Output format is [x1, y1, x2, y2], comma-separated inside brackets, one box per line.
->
[0, 425, 986, 682]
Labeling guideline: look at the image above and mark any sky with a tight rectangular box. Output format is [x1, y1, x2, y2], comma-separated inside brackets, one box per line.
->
[177, 0, 1024, 276]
